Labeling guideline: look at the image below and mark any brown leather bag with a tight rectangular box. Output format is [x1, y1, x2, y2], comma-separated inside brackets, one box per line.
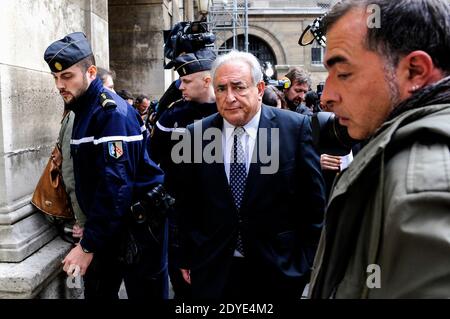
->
[31, 144, 73, 219]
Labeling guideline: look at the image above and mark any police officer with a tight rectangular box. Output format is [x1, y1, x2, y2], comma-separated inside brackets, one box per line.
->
[44, 32, 166, 299]
[150, 48, 217, 299]
[151, 48, 217, 189]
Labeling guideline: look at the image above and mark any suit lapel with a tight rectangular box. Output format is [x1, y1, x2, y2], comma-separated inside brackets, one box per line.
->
[203, 107, 277, 211]
[202, 114, 236, 207]
[241, 105, 276, 210]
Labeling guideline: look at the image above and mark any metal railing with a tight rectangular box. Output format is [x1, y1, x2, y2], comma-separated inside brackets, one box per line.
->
[207, 0, 249, 54]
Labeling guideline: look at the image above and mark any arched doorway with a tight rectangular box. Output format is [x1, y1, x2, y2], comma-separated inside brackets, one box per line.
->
[220, 34, 277, 78]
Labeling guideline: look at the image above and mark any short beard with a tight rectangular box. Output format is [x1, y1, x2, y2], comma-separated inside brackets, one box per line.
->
[63, 75, 89, 110]
[64, 96, 78, 110]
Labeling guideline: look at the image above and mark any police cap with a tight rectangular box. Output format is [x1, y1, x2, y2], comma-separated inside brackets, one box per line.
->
[168, 48, 216, 77]
[44, 32, 93, 73]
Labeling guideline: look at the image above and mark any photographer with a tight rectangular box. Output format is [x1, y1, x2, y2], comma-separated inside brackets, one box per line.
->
[312, 108, 361, 199]
[284, 67, 311, 112]
[134, 94, 151, 121]
[309, 0, 450, 298]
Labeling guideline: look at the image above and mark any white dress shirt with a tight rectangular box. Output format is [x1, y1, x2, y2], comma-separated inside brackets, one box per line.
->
[222, 107, 262, 183]
[222, 107, 261, 258]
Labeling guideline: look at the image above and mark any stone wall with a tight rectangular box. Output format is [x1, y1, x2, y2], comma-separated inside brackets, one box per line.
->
[248, 14, 327, 89]
[108, 0, 187, 100]
[0, 0, 109, 298]
[211, 1, 328, 90]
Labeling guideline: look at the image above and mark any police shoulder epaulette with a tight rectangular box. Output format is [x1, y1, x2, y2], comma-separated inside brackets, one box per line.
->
[99, 92, 117, 110]
[168, 98, 184, 109]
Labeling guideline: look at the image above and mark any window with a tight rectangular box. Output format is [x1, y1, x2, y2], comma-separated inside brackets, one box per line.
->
[311, 42, 324, 65]
[221, 34, 277, 70]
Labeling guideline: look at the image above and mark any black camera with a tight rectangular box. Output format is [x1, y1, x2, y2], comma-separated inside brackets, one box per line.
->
[311, 112, 359, 156]
[120, 185, 175, 265]
[130, 184, 175, 227]
[149, 99, 158, 113]
[164, 21, 216, 62]
[316, 82, 324, 99]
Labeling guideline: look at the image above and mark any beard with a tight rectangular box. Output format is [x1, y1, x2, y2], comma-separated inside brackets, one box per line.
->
[62, 75, 89, 110]
[63, 95, 78, 110]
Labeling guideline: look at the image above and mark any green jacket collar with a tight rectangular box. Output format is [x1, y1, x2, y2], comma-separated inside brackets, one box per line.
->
[330, 103, 450, 202]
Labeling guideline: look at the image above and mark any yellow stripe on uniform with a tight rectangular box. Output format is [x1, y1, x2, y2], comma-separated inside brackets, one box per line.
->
[168, 98, 184, 109]
[101, 99, 115, 107]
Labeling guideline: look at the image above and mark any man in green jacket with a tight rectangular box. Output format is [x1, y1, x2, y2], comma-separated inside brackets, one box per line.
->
[59, 109, 86, 237]
[309, 0, 450, 298]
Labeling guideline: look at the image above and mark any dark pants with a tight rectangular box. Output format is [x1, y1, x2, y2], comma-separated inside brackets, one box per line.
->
[83, 250, 124, 299]
[84, 222, 169, 300]
[124, 259, 168, 299]
[168, 247, 191, 300]
[221, 257, 307, 300]
[168, 222, 191, 300]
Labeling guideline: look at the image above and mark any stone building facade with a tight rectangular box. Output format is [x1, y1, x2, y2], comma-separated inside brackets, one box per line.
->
[0, 0, 110, 298]
[0, 0, 327, 298]
[108, 0, 329, 99]
[0, 0, 186, 298]
[210, 0, 329, 90]
[246, 0, 329, 89]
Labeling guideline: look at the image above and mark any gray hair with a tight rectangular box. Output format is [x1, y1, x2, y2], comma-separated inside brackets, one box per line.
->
[210, 50, 263, 86]
[97, 67, 115, 81]
[322, 0, 450, 74]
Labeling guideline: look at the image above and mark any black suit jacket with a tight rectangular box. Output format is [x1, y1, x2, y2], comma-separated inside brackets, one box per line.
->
[177, 105, 326, 299]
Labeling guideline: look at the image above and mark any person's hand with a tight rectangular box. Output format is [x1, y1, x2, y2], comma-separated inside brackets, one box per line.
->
[149, 112, 157, 124]
[320, 154, 342, 171]
[62, 244, 93, 276]
[72, 224, 84, 238]
[180, 268, 191, 284]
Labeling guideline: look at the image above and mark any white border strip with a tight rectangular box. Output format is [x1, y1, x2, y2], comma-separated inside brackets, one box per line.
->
[71, 134, 143, 145]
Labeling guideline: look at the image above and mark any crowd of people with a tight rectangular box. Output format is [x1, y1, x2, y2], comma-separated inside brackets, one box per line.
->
[39, 0, 449, 300]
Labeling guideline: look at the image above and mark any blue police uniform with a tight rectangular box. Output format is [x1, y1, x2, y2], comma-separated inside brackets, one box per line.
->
[44, 32, 168, 299]
[72, 78, 168, 299]
[151, 99, 216, 301]
[71, 77, 163, 252]
[151, 47, 217, 190]
[151, 99, 217, 190]
[150, 47, 217, 299]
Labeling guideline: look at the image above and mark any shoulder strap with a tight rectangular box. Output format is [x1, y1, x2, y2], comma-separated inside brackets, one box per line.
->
[168, 98, 184, 109]
[99, 92, 117, 110]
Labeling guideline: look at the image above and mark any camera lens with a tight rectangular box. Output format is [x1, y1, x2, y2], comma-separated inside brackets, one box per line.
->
[312, 112, 358, 156]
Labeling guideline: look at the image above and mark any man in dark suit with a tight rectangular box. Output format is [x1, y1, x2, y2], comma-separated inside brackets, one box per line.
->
[176, 50, 326, 300]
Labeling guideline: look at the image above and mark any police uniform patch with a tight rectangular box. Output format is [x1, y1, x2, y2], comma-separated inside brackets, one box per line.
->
[108, 141, 123, 159]
[100, 92, 117, 110]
